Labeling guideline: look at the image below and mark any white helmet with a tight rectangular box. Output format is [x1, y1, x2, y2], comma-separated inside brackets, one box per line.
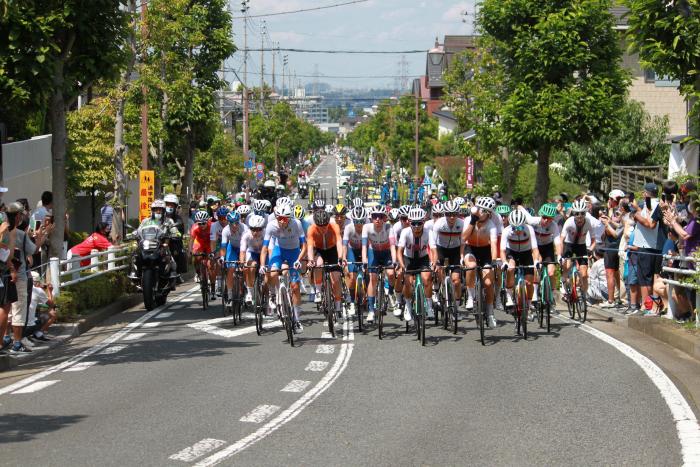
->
[276, 196, 291, 207]
[253, 199, 267, 212]
[324, 205, 334, 214]
[443, 200, 459, 214]
[352, 198, 364, 208]
[509, 209, 527, 227]
[261, 199, 273, 212]
[408, 207, 426, 222]
[163, 193, 179, 205]
[194, 211, 210, 223]
[608, 189, 625, 200]
[432, 203, 444, 215]
[350, 206, 366, 221]
[453, 196, 465, 206]
[151, 199, 166, 209]
[475, 196, 496, 212]
[236, 205, 252, 216]
[248, 214, 265, 229]
[263, 180, 275, 188]
[274, 204, 292, 217]
[370, 205, 386, 217]
[389, 208, 400, 221]
[398, 205, 411, 217]
[571, 199, 588, 213]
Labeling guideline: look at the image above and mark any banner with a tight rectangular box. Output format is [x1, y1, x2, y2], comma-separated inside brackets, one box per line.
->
[139, 170, 155, 221]
[466, 158, 474, 190]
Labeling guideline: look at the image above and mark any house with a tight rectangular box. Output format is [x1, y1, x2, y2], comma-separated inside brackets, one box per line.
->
[338, 116, 364, 138]
[433, 110, 458, 137]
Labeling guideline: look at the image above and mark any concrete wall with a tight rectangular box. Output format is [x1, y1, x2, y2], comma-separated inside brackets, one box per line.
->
[628, 77, 688, 136]
[1, 134, 52, 208]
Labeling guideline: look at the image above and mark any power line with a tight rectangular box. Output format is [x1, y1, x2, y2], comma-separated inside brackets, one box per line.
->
[223, 68, 421, 79]
[243, 48, 425, 54]
[231, 0, 368, 19]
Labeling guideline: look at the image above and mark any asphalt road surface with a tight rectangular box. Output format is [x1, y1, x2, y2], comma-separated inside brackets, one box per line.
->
[1, 155, 698, 466]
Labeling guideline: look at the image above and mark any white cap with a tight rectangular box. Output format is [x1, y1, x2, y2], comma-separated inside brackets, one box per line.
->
[609, 189, 625, 199]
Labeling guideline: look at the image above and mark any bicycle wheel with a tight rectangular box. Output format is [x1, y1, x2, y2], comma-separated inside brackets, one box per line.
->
[221, 279, 229, 317]
[280, 288, 294, 347]
[519, 283, 528, 339]
[253, 278, 263, 336]
[576, 289, 588, 323]
[541, 274, 552, 333]
[475, 277, 484, 345]
[355, 273, 364, 332]
[201, 271, 209, 310]
[565, 278, 575, 319]
[414, 282, 426, 346]
[442, 278, 452, 331]
[325, 274, 335, 338]
[377, 274, 385, 339]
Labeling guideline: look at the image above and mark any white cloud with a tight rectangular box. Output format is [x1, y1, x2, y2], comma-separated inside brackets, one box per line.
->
[269, 31, 306, 45]
[381, 7, 417, 20]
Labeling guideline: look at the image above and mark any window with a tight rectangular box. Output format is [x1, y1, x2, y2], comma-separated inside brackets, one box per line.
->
[644, 69, 656, 83]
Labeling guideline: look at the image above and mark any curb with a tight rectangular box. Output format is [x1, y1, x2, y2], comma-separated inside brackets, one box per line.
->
[0, 271, 194, 371]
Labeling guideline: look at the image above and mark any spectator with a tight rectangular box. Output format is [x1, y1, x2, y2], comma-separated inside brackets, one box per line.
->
[600, 205, 623, 308]
[587, 249, 608, 304]
[32, 190, 53, 226]
[100, 192, 115, 234]
[0, 200, 18, 354]
[628, 182, 663, 314]
[68, 223, 113, 267]
[665, 194, 700, 258]
[25, 271, 57, 341]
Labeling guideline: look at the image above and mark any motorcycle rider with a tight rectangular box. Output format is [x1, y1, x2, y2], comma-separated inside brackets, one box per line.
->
[164, 193, 186, 281]
[132, 199, 180, 283]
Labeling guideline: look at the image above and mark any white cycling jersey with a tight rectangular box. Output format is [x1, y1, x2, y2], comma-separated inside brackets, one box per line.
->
[221, 223, 249, 249]
[240, 230, 263, 254]
[398, 227, 431, 258]
[562, 216, 592, 245]
[343, 223, 363, 250]
[501, 224, 537, 252]
[209, 220, 227, 244]
[361, 223, 395, 252]
[429, 216, 464, 249]
[263, 218, 305, 250]
[391, 220, 407, 242]
[491, 212, 504, 234]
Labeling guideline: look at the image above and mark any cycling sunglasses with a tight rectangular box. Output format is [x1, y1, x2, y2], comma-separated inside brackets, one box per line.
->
[197, 221, 207, 226]
[353, 219, 365, 224]
[411, 221, 424, 227]
[250, 227, 263, 232]
[574, 212, 586, 217]
[446, 212, 458, 217]
[276, 215, 290, 221]
[371, 213, 386, 220]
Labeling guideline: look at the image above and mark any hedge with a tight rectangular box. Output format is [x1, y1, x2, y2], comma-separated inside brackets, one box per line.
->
[54, 271, 135, 321]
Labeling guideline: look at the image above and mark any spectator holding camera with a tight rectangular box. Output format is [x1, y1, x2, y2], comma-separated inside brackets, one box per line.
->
[0, 196, 18, 354]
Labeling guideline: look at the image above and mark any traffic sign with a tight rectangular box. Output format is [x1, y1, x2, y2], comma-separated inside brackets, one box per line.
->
[256, 163, 264, 171]
[244, 160, 253, 169]
[256, 171, 264, 180]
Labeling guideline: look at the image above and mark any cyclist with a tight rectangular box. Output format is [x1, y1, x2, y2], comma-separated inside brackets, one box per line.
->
[219, 211, 249, 304]
[430, 200, 465, 311]
[397, 207, 434, 321]
[240, 214, 265, 305]
[560, 198, 594, 301]
[190, 210, 215, 289]
[500, 209, 540, 311]
[331, 204, 350, 230]
[260, 204, 307, 333]
[390, 205, 411, 314]
[237, 204, 252, 226]
[462, 197, 499, 328]
[521, 203, 562, 303]
[362, 205, 397, 323]
[210, 206, 230, 296]
[343, 206, 366, 316]
[307, 209, 345, 315]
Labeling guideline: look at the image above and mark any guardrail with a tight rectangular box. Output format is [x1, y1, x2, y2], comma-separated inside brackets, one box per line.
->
[661, 254, 699, 328]
[47, 245, 132, 297]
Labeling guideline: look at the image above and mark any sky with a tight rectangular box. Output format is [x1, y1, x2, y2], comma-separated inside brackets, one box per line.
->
[225, 0, 477, 91]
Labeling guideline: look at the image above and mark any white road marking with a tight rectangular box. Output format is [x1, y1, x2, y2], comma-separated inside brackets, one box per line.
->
[121, 332, 146, 341]
[0, 286, 199, 396]
[187, 317, 281, 338]
[280, 380, 311, 393]
[556, 315, 700, 466]
[99, 345, 128, 355]
[239, 404, 281, 423]
[169, 439, 227, 462]
[195, 305, 355, 466]
[10, 380, 60, 394]
[63, 361, 98, 372]
[316, 344, 335, 354]
[156, 311, 174, 319]
[305, 360, 329, 372]
[320, 332, 333, 339]
[142, 322, 161, 328]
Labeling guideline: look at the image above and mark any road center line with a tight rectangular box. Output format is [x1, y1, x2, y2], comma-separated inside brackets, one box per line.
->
[169, 438, 227, 462]
[10, 380, 60, 394]
[556, 315, 700, 465]
[63, 361, 98, 372]
[281, 380, 311, 393]
[305, 361, 329, 372]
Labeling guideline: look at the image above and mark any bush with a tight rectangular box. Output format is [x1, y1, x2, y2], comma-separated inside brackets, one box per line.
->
[55, 271, 135, 321]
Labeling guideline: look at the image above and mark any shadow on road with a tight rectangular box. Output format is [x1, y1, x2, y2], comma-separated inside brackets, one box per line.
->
[0, 413, 87, 443]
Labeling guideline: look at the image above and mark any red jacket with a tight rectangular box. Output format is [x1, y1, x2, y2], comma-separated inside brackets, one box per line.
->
[70, 232, 113, 266]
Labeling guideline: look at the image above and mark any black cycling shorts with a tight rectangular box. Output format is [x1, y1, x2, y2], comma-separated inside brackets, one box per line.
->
[563, 243, 588, 266]
[316, 247, 341, 271]
[506, 249, 534, 270]
[404, 255, 431, 273]
[539, 243, 555, 263]
[437, 246, 461, 266]
[465, 245, 492, 267]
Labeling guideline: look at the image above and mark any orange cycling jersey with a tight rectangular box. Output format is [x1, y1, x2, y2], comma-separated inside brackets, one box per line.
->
[308, 223, 341, 251]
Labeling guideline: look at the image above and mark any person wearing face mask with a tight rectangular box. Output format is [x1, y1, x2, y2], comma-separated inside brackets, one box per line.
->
[0, 202, 19, 353]
[164, 194, 186, 280]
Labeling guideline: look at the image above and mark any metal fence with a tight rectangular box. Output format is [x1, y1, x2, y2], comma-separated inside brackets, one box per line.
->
[47, 245, 132, 297]
[660, 254, 699, 328]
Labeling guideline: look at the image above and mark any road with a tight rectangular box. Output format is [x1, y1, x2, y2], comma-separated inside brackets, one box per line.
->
[1, 155, 699, 466]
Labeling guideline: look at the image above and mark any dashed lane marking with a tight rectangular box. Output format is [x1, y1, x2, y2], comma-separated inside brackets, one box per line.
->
[280, 380, 312, 393]
[155, 311, 174, 319]
[121, 332, 146, 341]
[63, 361, 98, 372]
[10, 380, 60, 394]
[305, 361, 329, 372]
[169, 439, 227, 462]
[316, 344, 335, 354]
[187, 317, 281, 338]
[240, 405, 281, 423]
[99, 345, 128, 355]
[142, 322, 161, 328]
[320, 332, 333, 339]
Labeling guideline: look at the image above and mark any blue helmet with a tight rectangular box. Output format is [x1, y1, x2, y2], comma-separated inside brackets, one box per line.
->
[217, 206, 230, 218]
[226, 211, 240, 224]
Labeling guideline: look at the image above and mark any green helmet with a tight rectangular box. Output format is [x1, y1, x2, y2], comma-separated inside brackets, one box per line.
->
[495, 205, 512, 216]
[538, 203, 557, 218]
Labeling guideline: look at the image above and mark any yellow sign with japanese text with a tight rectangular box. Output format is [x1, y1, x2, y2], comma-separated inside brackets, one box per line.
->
[139, 170, 155, 221]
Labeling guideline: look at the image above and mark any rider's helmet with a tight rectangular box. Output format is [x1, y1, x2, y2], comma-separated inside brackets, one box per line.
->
[261, 199, 273, 213]
[370, 205, 387, 218]
[571, 199, 588, 213]
[273, 204, 292, 218]
[216, 206, 229, 219]
[276, 196, 291, 207]
[352, 198, 363, 209]
[453, 196, 465, 207]
[226, 211, 240, 224]
[151, 199, 166, 210]
[432, 202, 444, 215]
[475, 196, 496, 212]
[334, 203, 348, 216]
[253, 199, 267, 214]
[293, 205, 305, 220]
[263, 180, 275, 188]
[312, 199, 326, 211]
[443, 200, 460, 214]
[248, 215, 265, 229]
[408, 207, 427, 222]
[538, 203, 557, 218]
[509, 209, 527, 227]
[398, 205, 411, 218]
[194, 211, 210, 224]
[350, 206, 366, 222]
[324, 205, 334, 214]
[495, 204, 512, 216]
[236, 204, 252, 216]
[313, 209, 331, 226]
[163, 193, 179, 205]
[389, 208, 400, 222]
[526, 207, 536, 216]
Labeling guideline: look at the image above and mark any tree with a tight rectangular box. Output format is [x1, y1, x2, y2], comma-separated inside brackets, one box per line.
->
[556, 99, 669, 191]
[194, 125, 244, 194]
[0, 1, 128, 257]
[477, 0, 629, 207]
[625, 0, 700, 139]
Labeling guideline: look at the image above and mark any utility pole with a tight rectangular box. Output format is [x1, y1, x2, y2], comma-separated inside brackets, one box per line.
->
[272, 42, 277, 96]
[140, 0, 149, 170]
[282, 55, 287, 98]
[259, 21, 266, 113]
[414, 87, 420, 177]
[241, 0, 250, 174]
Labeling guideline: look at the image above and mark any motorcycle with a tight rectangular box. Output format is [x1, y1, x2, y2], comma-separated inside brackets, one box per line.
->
[298, 182, 308, 199]
[131, 224, 176, 310]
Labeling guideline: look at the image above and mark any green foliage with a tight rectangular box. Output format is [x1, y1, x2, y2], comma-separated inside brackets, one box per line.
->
[625, 0, 700, 137]
[194, 125, 244, 192]
[55, 272, 133, 320]
[513, 162, 585, 206]
[555, 99, 670, 191]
